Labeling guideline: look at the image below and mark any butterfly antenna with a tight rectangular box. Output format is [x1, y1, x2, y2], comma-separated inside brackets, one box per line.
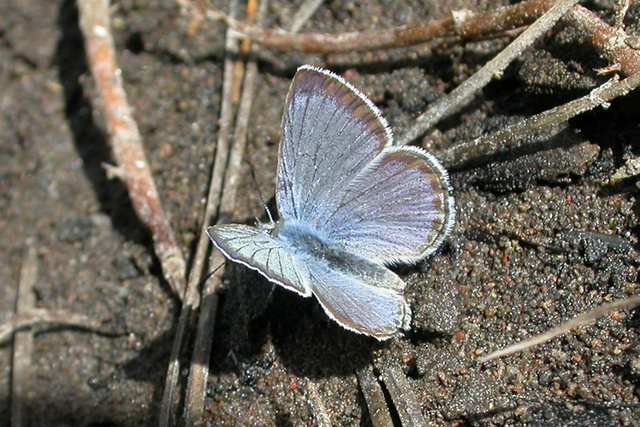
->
[200, 262, 225, 287]
[249, 166, 275, 224]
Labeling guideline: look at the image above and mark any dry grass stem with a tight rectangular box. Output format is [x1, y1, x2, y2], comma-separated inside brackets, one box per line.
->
[611, 156, 640, 183]
[180, 0, 326, 422]
[204, 0, 559, 53]
[304, 379, 332, 427]
[0, 309, 105, 345]
[11, 239, 37, 427]
[182, 0, 268, 422]
[356, 365, 394, 427]
[158, 0, 242, 421]
[398, 0, 582, 145]
[440, 71, 640, 169]
[565, 6, 640, 77]
[376, 360, 432, 427]
[286, 0, 324, 33]
[479, 295, 640, 362]
[77, 0, 186, 298]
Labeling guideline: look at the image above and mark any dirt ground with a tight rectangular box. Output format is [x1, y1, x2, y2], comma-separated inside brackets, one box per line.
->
[1, 0, 639, 425]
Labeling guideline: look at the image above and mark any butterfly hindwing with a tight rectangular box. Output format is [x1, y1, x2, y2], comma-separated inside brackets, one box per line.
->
[324, 146, 455, 264]
[305, 256, 411, 339]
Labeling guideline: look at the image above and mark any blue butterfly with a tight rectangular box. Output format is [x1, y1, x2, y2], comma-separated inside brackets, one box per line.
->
[208, 65, 455, 340]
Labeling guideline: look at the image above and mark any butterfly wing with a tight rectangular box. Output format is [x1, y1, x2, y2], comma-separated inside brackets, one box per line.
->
[207, 224, 311, 297]
[277, 65, 391, 225]
[324, 146, 455, 264]
[277, 66, 454, 264]
[305, 255, 411, 340]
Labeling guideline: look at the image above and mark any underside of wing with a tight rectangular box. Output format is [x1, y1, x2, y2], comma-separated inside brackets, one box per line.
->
[277, 65, 391, 224]
[324, 146, 455, 264]
[207, 224, 311, 297]
[306, 258, 411, 340]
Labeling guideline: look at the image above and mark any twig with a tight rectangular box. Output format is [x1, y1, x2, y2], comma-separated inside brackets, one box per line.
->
[11, 239, 37, 427]
[397, 0, 582, 146]
[182, 0, 270, 422]
[304, 378, 332, 427]
[439, 72, 640, 169]
[0, 309, 106, 345]
[479, 295, 640, 362]
[158, 0, 242, 423]
[204, 0, 558, 53]
[286, 0, 324, 33]
[181, 0, 323, 422]
[564, 5, 640, 77]
[613, 0, 631, 28]
[356, 365, 394, 427]
[611, 156, 640, 183]
[77, 0, 186, 298]
[204, 0, 639, 74]
[376, 361, 432, 427]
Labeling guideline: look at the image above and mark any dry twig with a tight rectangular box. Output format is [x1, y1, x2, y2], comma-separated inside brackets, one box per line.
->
[0, 309, 106, 345]
[564, 5, 640, 77]
[77, 0, 186, 298]
[356, 365, 394, 427]
[376, 361, 432, 427]
[439, 72, 640, 169]
[287, 0, 324, 33]
[11, 239, 37, 427]
[204, 0, 558, 53]
[182, 0, 267, 421]
[304, 378, 332, 427]
[479, 295, 640, 362]
[398, 0, 582, 145]
[158, 0, 243, 420]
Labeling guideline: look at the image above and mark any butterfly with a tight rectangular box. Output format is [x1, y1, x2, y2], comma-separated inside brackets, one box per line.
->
[207, 65, 455, 340]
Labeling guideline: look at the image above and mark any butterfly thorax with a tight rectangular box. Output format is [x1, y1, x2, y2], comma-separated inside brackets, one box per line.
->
[271, 219, 330, 255]
[271, 219, 400, 288]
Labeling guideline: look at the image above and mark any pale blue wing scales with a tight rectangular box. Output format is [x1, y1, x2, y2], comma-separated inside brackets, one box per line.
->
[277, 65, 391, 224]
[325, 146, 455, 264]
[206, 225, 311, 297]
[306, 259, 411, 340]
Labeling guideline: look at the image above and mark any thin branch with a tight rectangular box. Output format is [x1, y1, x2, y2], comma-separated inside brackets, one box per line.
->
[439, 72, 640, 169]
[77, 0, 186, 298]
[304, 378, 332, 427]
[11, 238, 37, 427]
[376, 361, 433, 427]
[158, 0, 241, 422]
[286, 0, 324, 33]
[0, 309, 106, 345]
[564, 5, 640, 77]
[612, 0, 631, 27]
[181, 0, 324, 421]
[397, 0, 582, 145]
[203, 0, 558, 53]
[611, 155, 640, 183]
[183, 0, 267, 419]
[356, 365, 394, 427]
[479, 295, 640, 362]
[436, 6, 640, 169]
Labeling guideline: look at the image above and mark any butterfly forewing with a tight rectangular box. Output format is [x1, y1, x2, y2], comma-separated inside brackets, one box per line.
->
[277, 66, 391, 227]
[207, 225, 311, 297]
[278, 66, 454, 264]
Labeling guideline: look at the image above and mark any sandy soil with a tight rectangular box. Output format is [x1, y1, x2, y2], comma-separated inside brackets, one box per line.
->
[1, 0, 639, 425]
